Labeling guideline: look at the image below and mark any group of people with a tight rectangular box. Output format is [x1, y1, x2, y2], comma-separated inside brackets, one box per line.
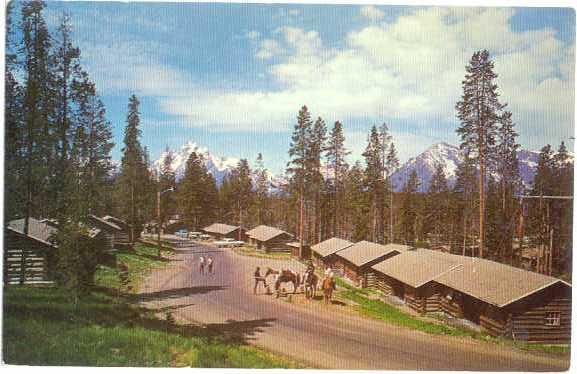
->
[253, 261, 337, 304]
[198, 255, 214, 275]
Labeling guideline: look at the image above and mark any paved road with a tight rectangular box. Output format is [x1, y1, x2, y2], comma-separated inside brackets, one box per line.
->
[139, 240, 570, 370]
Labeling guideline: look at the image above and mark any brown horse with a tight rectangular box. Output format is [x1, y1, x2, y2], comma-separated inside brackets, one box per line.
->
[321, 276, 336, 304]
[265, 268, 300, 296]
[303, 270, 319, 299]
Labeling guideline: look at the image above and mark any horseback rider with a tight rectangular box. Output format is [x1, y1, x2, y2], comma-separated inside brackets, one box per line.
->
[306, 260, 315, 275]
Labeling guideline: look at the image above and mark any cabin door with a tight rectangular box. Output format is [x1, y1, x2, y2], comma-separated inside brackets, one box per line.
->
[462, 294, 483, 324]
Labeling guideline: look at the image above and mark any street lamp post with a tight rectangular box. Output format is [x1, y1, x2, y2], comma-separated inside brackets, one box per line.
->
[157, 187, 174, 259]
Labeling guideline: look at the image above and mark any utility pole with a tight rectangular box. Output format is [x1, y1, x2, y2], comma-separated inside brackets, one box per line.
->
[157, 187, 174, 259]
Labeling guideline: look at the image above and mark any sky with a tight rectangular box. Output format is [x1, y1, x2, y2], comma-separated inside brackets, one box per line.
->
[37, 1, 576, 174]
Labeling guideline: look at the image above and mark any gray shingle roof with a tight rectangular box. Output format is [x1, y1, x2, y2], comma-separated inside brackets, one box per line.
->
[311, 237, 354, 258]
[336, 240, 405, 267]
[246, 225, 292, 242]
[88, 214, 122, 231]
[203, 223, 240, 235]
[372, 248, 571, 307]
[434, 256, 571, 307]
[371, 249, 461, 288]
[7, 218, 58, 248]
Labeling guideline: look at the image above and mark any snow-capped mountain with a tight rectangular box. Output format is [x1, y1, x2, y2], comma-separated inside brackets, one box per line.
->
[390, 143, 570, 192]
[154, 141, 239, 185]
[391, 142, 462, 193]
[153, 140, 285, 189]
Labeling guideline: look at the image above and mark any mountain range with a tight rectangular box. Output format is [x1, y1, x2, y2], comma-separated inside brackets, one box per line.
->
[153, 140, 570, 193]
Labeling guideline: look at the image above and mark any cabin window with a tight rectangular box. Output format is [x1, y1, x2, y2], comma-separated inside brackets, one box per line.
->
[544, 312, 561, 326]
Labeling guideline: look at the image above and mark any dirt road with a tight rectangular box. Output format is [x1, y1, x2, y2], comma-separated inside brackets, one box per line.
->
[139, 240, 570, 370]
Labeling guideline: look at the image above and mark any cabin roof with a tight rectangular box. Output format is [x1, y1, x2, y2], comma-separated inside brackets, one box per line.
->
[311, 237, 354, 258]
[88, 214, 122, 231]
[372, 249, 461, 288]
[246, 225, 292, 242]
[7, 218, 58, 248]
[102, 215, 130, 228]
[203, 223, 240, 235]
[336, 241, 404, 267]
[434, 256, 571, 307]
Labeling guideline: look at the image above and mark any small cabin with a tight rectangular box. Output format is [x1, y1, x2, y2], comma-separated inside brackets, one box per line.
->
[87, 214, 122, 252]
[102, 215, 131, 249]
[334, 241, 407, 288]
[286, 241, 310, 259]
[245, 225, 293, 253]
[4, 218, 58, 285]
[371, 249, 460, 313]
[310, 237, 354, 269]
[203, 223, 247, 241]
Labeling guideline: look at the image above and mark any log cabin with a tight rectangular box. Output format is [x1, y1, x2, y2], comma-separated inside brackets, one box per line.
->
[4, 218, 58, 285]
[245, 225, 293, 253]
[334, 241, 408, 287]
[371, 248, 572, 343]
[203, 223, 247, 241]
[102, 215, 131, 249]
[87, 214, 122, 252]
[310, 237, 354, 269]
[371, 249, 461, 314]
[286, 241, 310, 259]
[434, 256, 572, 343]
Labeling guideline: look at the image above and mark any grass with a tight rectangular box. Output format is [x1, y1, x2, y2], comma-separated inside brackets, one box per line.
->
[334, 278, 570, 355]
[3, 243, 302, 368]
[232, 245, 292, 260]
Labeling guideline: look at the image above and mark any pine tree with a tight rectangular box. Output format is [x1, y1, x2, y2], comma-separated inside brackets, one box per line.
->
[401, 170, 420, 245]
[325, 121, 350, 238]
[453, 154, 478, 255]
[385, 142, 399, 243]
[254, 153, 270, 226]
[309, 117, 327, 243]
[51, 13, 82, 217]
[72, 73, 114, 215]
[5, 0, 25, 221]
[179, 152, 214, 230]
[159, 146, 177, 226]
[117, 95, 148, 245]
[20, 0, 55, 231]
[363, 126, 385, 242]
[456, 50, 506, 257]
[287, 106, 313, 255]
[230, 159, 253, 235]
[425, 163, 450, 248]
[343, 161, 371, 241]
[495, 110, 520, 261]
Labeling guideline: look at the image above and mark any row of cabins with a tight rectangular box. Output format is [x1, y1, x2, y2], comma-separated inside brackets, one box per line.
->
[203, 223, 302, 254]
[311, 237, 571, 344]
[4, 215, 131, 285]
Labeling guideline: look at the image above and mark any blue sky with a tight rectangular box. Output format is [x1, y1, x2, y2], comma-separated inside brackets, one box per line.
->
[37, 2, 575, 173]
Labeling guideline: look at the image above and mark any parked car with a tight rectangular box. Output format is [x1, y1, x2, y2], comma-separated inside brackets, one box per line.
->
[214, 238, 244, 248]
[189, 231, 202, 239]
[199, 234, 211, 241]
[175, 229, 188, 238]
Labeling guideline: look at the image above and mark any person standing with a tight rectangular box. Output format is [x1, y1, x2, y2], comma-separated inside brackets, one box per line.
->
[199, 256, 205, 275]
[207, 256, 214, 274]
[253, 267, 268, 294]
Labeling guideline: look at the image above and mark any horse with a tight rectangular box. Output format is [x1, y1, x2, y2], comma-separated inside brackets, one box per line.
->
[321, 276, 336, 305]
[264, 267, 301, 297]
[303, 270, 319, 299]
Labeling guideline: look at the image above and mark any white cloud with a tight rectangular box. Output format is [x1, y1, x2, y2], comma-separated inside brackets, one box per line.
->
[255, 39, 285, 60]
[360, 5, 385, 22]
[162, 7, 573, 144]
[86, 7, 573, 147]
[246, 30, 260, 40]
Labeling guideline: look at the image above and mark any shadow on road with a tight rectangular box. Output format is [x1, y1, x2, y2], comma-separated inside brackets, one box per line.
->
[136, 285, 229, 302]
[202, 318, 277, 343]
